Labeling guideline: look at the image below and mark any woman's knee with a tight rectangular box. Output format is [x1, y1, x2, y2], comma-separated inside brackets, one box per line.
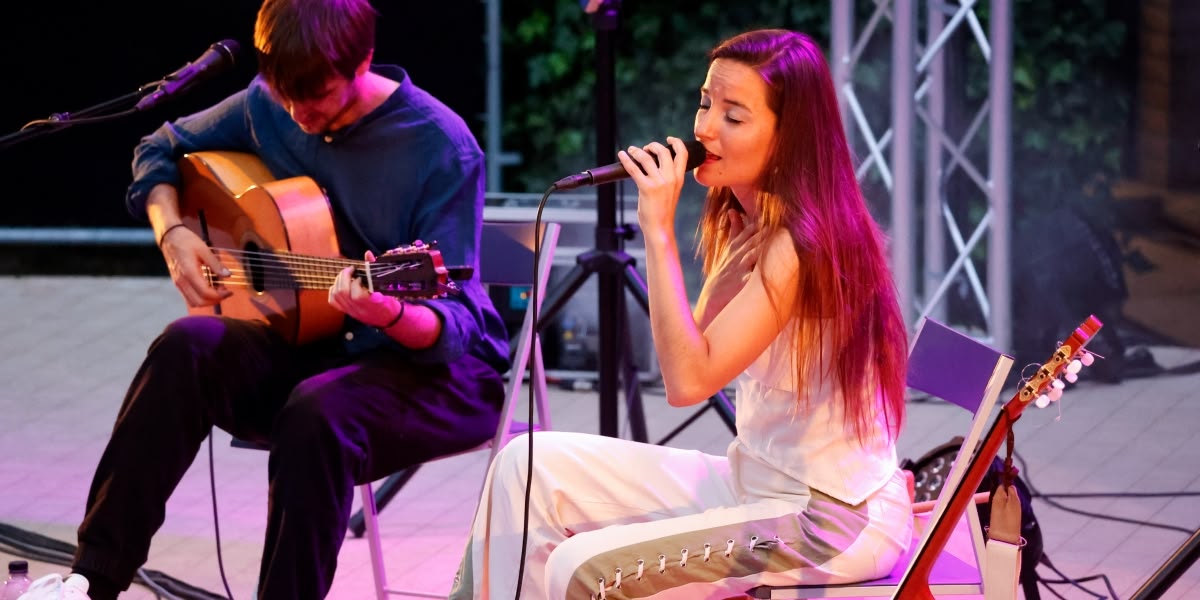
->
[487, 431, 581, 497]
[487, 432, 533, 488]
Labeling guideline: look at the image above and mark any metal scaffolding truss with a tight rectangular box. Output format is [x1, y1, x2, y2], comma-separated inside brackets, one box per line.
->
[831, 0, 1013, 351]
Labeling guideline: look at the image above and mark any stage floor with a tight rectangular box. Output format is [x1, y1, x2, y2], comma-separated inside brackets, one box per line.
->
[2, 276, 1198, 599]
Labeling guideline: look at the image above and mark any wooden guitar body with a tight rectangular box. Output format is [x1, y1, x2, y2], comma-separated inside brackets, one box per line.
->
[177, 150, 344, 344]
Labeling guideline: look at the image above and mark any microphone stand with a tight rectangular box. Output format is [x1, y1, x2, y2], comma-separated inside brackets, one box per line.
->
[0, 87, 156, 152]
[532, 0, 644, 440]
[533, 0, 737, 442]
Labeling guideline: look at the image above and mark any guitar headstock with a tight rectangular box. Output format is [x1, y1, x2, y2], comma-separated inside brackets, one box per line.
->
[364, 240, 465, 299]
[1018, 315, 1104, 408]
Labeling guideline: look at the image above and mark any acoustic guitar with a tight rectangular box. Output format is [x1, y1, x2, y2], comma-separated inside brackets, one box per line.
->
[175, 150, 467, 345]
[891, 315, 1103, 599]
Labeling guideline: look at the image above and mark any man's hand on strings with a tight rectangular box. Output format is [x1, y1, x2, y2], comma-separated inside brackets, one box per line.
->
[158, 225, 232, 307]
[329, 250, 404, 328]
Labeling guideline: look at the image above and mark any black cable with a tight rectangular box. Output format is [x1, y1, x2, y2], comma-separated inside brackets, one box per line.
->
[0, 436, 235, 600]
[513, 185, 555, 600]
[19, 109, 142, 130]
[1037, 556, 1118, 599]
[1014, 451, 1195, 535]
[1012, 450, 1197, 600]
[1040, 578, 1072, 600]
[206, 430, 236, 599]
[136, 566, 178, 599]
[0, 523, 226, 599]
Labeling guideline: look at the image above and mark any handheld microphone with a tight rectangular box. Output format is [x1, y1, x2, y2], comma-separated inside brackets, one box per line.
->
[553, 139, 707, 190]
[136, 39, 242, 111]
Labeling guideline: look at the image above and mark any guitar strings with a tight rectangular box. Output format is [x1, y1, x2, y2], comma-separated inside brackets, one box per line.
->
[202, 248, 428, 291]
[216, 247, 359, 267]
[217, 247, 428, 266]
[210, 264, 422, 281]
[215, 248, 426, 274]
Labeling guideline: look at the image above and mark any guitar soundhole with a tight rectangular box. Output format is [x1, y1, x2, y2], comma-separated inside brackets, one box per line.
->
[244, 241, 267, 293]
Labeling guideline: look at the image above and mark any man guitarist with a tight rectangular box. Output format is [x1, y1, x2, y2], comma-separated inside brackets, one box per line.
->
[55, 1, 510, 599]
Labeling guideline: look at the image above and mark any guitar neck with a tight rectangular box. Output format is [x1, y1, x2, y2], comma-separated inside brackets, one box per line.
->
[212, 247, 365, 291]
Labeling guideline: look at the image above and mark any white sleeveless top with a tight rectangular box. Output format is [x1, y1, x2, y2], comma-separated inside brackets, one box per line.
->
[727, 320, 898, 506]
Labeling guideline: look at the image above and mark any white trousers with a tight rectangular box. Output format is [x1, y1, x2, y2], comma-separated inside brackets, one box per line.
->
[449, 431, 911, 599]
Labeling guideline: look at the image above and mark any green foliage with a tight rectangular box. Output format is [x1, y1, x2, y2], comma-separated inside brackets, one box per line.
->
[496, 0, 1134, 287]
[498, 1, 834, 294]
[499, 0, 830, 194]
[964, 0, 1132, 224]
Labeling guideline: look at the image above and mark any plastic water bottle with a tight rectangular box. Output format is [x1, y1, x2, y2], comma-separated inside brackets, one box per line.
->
[0, 561, 32, 600]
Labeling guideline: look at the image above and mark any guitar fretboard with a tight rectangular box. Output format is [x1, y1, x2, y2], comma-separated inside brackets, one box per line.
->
[204, 248, 417, 292]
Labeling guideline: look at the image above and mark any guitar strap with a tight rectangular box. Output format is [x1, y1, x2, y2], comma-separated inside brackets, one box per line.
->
[984, 426, 1024, 599]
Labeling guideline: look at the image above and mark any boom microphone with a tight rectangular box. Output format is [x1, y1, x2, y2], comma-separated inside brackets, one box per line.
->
[552, 139, 707, 190]
[136, 39, 242, 111]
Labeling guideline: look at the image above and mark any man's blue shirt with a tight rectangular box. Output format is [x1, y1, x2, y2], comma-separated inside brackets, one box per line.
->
[127, 65, 509, 371]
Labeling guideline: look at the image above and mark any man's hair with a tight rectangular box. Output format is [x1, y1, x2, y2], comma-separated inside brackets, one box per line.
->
[253, 0, 378, 101]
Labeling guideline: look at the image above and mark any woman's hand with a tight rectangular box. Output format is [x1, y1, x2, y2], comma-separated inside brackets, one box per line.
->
[159, 225, 232, 307]
[619, 136, 691, 238]
[694, 210, 763, 327]
[328, 250, 404, 327]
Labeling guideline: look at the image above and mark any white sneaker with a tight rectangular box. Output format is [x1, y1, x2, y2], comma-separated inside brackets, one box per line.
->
[16, 574, 90, 600]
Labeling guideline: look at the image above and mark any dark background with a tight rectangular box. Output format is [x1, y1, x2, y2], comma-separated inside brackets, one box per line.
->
[0, 0, 485, 230]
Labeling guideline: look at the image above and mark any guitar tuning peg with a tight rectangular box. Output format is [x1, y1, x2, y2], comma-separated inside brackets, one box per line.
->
[1048, 386, 1064, 402]
[1064, 371, 1078, 384]
[1051, 379, 1066, 390]
[1035, 394, 1051, 408]
[1066, 359, 1082, 374]
[1080, 351, 1095, 366]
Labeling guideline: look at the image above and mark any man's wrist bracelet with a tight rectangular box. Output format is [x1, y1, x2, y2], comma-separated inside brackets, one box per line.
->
[379, 301, 406, 330]
[157, 223, 188, 247]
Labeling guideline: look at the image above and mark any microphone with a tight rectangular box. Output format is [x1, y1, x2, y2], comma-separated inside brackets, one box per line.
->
[553, 139, 707, 190]
[136, 39, 242, 111]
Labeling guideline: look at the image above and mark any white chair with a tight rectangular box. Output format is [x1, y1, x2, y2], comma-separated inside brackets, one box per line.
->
[357, 220, 561, 599]
[745, 317, 1014, 599]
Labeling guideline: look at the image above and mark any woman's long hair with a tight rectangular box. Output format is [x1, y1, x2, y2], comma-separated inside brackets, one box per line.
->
[697, 29, 908, 443]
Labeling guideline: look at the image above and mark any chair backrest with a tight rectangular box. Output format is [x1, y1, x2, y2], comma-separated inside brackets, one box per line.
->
[903, 317, 1014, 584]
[480, 220, 556, 287]
[479, 220, 561, 459]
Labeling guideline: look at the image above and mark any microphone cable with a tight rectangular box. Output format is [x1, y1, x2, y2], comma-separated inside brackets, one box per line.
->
[206, 430, 238, 600]
[512, 185, 554, 600]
